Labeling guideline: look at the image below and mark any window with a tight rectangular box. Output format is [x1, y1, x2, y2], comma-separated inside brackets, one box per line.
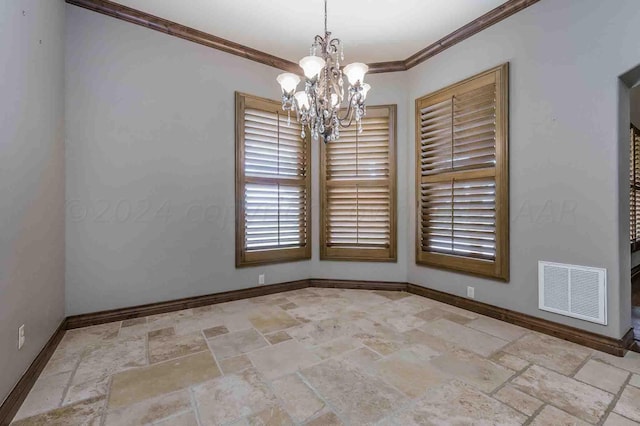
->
[320, 105, 397, 261]
[235, 92, 311, 267]
[631, 124, 640, 251]
[415, 64, 509, 280]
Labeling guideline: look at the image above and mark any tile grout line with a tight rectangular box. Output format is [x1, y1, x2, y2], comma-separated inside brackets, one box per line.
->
[144, 328, 150, 367]
[149, 408, 194, 425]
[295, 370, 351, 426]
[591, 352, 636, 371]
[521, 403, 548, 426]
[188, 387, 204, 426]
[201, 330, 224, 375]
[570, 355, 631, 395]
[149, 348, 211, 366]
[374, 376, 447, 426]
[496, 350, 621, 425]
[13, 346, 84, 422]
[487, 359, 532, 398]
[567, 351, 633, 425]
[596, 373, 633, 426]
[568, 351, 594, 378]
[482, 346, 543, 422]
[259, 376, 301, 425]
[332, 346, 415, 401]
[98, 376, 113, 426]
[490, 331, 532, 361]
[312, 341, 441, 425]
[17, 324, 130, 422]
[484, 352, 537, 421]
[57, 346, 87, 409]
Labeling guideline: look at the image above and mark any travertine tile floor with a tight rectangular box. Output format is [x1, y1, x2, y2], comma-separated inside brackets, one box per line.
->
[10, 288, 640, 425]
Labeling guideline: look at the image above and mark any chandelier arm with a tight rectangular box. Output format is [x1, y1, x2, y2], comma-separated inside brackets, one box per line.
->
[328, 38, 341, 55]
[337, 101, 356, 127]
[329, 68, 342, 99]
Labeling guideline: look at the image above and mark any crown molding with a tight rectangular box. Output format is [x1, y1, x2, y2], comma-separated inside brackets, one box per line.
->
[367, 60, 408, 74]
[404, 0, 540, 68]
[66, 0, 540, 74]
[66, 0, 301, 73]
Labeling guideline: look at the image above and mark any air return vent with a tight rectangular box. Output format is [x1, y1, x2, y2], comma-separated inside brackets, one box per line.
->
[538, 261, 607, 325]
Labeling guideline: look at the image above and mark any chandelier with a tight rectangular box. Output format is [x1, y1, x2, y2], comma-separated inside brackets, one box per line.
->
[276, 0, 370, 143]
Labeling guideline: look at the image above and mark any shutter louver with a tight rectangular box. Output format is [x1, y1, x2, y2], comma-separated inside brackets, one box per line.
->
[453, 84, 497, 170]
[321, 106, 397, 261]
[421, 178, 496, 260]
[327, 185, 390, 248]
[327, 117, 391, 180]
[415, 64, 508, 280]
[245, 109, 307, 179]
[420, 83, 496, 176]
[245, 183, 308, 250]
[236, 93, 311, 267]
[631, 125, 640, 250]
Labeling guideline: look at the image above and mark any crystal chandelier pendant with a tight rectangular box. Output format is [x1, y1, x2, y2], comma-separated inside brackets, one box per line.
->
[276, 0, 370, 143]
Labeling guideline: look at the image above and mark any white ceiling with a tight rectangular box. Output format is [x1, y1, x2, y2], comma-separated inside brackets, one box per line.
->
[110, 0, 505, 64]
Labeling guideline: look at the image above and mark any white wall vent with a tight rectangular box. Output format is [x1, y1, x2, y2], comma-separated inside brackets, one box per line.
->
[538, 261, 607, 325]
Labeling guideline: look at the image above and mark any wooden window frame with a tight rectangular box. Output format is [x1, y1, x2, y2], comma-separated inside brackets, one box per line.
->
[235, 92, 311, 267]
[631, 124, 640, 252]
[320, 105, 398, 262]
[414, 63, 509, 281]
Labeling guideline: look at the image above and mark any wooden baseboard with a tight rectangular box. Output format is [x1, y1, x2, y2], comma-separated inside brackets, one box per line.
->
[3, 278, 634, 425]
[66, 279, 406, 329]
[66, 279, 310, 329]
[407, 283, 634, 357]
[310, 279, 408, 291]
[66, 278, 635, 356]
[0, 319, 67, 426]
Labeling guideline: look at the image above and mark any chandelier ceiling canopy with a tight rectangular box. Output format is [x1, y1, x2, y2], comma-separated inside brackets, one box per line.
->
[276, 0, 370, 143]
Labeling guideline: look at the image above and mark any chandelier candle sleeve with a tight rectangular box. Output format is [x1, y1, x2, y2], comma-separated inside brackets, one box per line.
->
[299, 56, 326, 79]
[275, 0, 370, 143]
[294, 91, 310, 111]
[343, 63, 369, 85]
[276, 73, 300, 94]
[362, 83, 371, 99]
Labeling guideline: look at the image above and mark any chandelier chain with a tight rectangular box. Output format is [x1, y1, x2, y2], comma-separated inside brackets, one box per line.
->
[324, 0, 328, 36]
[276, 0, 369, 142]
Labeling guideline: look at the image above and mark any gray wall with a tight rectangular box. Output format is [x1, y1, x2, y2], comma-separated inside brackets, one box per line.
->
[65, 5, 307, 315]
[65, 6, 408, 315]
[0, 0, 66, 404]
[407, 0, 640, 339]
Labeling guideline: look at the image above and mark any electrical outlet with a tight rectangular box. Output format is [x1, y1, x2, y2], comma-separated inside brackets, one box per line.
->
[258, 274, 265, 285]
[18, 325, 25, 350]
[466, 286, 475, 299]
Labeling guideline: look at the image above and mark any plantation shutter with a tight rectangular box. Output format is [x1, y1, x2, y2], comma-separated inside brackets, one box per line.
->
[235, 93, 311, 267]
[321, 105, 397, 261]
[631, 125, 640, 251]
[421, 178, 496, 260]
[416, 64, 509, 280]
